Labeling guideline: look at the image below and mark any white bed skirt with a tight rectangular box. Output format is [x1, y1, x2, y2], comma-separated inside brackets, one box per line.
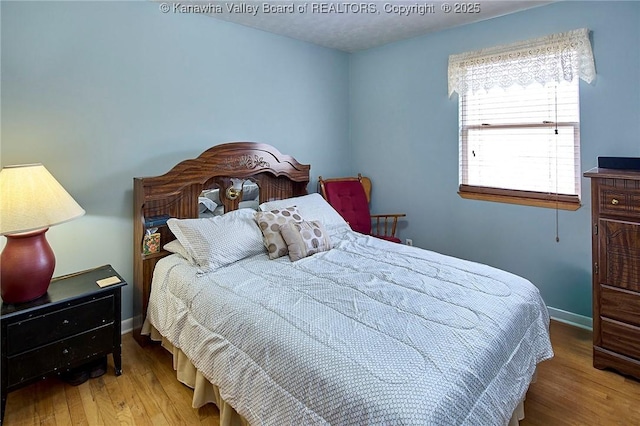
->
[145, 325, 529, 426]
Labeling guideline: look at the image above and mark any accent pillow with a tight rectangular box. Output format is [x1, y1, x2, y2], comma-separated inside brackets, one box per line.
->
[167, 208, 265, 272]
[259, 193, 349, 231]
[279, 220, 333, 261]
[254, 206, 304, 259]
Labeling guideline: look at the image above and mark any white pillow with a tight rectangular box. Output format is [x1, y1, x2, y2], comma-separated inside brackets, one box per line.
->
[167, 208, 265, 272]
[198, 196, 218, 214]
[238, 199, 259, 211]
[201, 188, 221, 204]
[163, 239, 195, 264]
[242, 182, 260, 201]
[259, 193, 349, 231]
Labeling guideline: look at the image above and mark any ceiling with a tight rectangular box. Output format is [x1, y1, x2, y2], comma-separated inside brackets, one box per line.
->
[170, 1, 553, 52]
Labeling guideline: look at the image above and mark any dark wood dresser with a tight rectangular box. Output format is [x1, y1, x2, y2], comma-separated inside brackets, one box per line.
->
[0, 265, 126, 423]
[584, 167, 640, 378]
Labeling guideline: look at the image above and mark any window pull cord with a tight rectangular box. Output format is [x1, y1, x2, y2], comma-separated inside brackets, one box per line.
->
[554, 88, 560, 243]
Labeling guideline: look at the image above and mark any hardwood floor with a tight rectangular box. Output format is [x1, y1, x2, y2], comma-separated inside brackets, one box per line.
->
[520, 321, 640, 426]
[4, 320, 640, 425]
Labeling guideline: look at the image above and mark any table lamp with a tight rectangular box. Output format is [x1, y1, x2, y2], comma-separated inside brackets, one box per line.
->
[0, 164, 85, 304]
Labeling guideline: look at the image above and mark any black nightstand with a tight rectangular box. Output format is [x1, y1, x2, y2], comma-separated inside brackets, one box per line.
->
[0, 265, 126, 424]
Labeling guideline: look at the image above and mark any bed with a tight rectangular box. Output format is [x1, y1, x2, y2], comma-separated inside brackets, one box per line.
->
[132, 142, 553, 426]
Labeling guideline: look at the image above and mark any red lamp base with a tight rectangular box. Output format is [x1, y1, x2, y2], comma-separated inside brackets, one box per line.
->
[1, 228, 55, 304]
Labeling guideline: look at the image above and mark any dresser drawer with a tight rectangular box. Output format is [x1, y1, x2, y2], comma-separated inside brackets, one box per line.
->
[6, 295, 114, 356]
[600, 285, 640, 327]
[598, 185, 640, 216]
[601, 318, 640, 360]
[6, 324, 114, 387]
[598, 219, 640, 292]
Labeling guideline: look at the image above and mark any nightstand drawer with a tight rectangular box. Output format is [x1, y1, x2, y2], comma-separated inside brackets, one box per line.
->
[6, 295, 114, 356]
[6, 324, 114, 386]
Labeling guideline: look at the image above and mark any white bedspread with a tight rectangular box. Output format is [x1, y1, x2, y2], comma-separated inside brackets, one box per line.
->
[145, 229, 553, 425]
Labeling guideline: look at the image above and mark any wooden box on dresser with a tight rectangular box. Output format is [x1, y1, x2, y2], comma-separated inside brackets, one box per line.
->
[0, 265, 126, 424]
[585, 167, 640, 379]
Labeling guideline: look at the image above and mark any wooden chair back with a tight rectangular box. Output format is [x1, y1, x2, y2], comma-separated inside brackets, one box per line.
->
[318, 174, 405, 243]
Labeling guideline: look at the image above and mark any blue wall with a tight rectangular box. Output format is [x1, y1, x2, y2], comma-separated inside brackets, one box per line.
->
[1, 1, 351, 321]
[2, 1, 639, 324]
[349, 1, 640, 320]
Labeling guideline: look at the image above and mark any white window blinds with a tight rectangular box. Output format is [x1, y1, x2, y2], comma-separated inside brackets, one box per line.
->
[460, 79, 580, 196]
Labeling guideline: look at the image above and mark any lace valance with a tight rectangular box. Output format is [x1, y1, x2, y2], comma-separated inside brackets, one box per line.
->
[448, 28, 596, 97]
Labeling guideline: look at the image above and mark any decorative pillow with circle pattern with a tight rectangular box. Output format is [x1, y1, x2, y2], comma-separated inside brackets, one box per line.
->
[279, 220, 333, 262]
[254, 206, 303, 259]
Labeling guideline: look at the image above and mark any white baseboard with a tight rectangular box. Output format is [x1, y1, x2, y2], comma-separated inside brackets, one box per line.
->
[547, 306, 592, 330]
[121, 317, 133, 335]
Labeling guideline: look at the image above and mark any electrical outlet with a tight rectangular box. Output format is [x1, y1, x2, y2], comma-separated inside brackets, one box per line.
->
[406, 239, 413, 246]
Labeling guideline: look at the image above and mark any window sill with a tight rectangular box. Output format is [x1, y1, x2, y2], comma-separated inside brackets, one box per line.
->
[458, 185, 581, 211]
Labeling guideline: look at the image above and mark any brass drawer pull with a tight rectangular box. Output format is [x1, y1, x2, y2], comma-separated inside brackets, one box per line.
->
[611, 198, 619, 205]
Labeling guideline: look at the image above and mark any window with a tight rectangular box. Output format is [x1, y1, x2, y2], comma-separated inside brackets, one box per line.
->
[448, 28, 596, 210]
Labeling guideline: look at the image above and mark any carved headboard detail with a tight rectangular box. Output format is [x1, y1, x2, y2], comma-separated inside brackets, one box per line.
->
[132, 142, 310, 344]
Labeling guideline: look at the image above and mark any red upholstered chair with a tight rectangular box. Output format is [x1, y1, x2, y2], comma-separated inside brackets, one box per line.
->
[318, 174, 406, 243]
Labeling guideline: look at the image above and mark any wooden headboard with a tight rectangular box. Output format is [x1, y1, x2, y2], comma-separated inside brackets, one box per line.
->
[132, 142, 310, 345]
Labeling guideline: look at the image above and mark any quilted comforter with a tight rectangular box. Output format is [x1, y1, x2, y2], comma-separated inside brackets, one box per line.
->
[145, 229, 553, 425]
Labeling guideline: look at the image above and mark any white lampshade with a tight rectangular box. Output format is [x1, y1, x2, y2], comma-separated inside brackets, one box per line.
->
[0, 164, 86, 235]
